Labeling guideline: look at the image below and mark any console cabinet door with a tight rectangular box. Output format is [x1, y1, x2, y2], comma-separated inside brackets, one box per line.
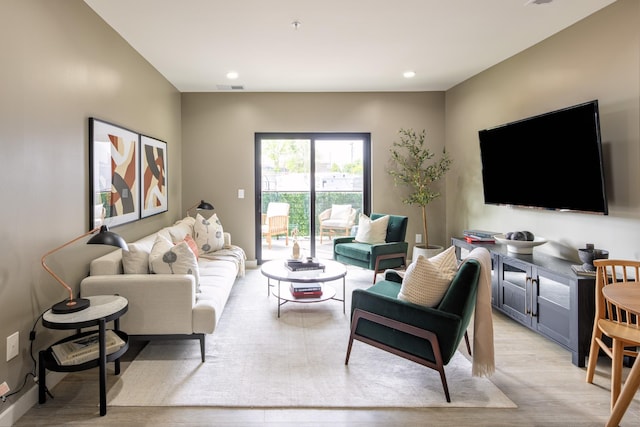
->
[499, 258, 533, 327]
[533, 267, 571, 348]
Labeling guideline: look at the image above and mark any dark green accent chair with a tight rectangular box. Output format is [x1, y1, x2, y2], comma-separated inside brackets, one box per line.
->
[333, 213, 408, 283]
[345, 259, 481, 402]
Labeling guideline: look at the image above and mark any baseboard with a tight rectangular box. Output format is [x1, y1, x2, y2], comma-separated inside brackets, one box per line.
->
[246, 259, 258, 269]
[0, 371, 65, 427]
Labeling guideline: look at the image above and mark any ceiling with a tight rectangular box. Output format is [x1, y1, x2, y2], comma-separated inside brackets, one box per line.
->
[84, 0, 616, 93]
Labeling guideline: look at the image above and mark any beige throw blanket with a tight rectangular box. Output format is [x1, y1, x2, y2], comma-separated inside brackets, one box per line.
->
[463, 247, 495, 377]
[200, 245, 247, 277]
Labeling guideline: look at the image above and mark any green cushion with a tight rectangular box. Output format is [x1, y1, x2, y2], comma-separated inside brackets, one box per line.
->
[334, 242, 372, 262]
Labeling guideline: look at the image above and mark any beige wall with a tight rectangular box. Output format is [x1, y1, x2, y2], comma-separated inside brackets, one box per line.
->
[446, 0, 640, 261]
[181, 92, 446, 261]
[0, 0, 181, 410]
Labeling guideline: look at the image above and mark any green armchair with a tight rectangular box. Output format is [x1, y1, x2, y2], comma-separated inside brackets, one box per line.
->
[333, 213, 408, 283]
[345, 258, 481, 402]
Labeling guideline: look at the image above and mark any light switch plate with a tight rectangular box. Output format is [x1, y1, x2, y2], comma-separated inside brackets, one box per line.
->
[6, 332, 18, 361]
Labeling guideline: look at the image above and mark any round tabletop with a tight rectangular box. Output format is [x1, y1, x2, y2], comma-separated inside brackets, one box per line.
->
[602, 283, 640, 315]
[43, 295, 128, 330]
[261, 258, 347, 284]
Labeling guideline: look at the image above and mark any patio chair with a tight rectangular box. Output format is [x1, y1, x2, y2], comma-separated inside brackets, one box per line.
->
[261, 202, 290, 249]
[318, 204, 358, 244]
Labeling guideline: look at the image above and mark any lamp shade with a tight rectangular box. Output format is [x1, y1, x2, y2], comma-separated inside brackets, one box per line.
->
[87, 225, 129, 250]
[186, 199, 214, 217]
[197, 200, 214, 211]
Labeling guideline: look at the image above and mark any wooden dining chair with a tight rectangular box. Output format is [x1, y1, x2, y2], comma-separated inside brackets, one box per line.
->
[585, 259, 640, 409]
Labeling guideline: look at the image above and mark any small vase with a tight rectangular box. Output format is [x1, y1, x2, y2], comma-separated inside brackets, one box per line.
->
[292, 240, 300, 259]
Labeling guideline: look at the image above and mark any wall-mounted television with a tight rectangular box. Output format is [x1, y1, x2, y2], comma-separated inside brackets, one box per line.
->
[478, 100, 608, 215]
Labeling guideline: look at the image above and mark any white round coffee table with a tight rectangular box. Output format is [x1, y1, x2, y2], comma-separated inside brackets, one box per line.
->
[260, 259, 347, 317]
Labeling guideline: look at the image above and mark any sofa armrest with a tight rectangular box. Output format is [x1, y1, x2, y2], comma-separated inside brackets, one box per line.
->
[370, 241, 409, 257]
[80, 274, 196, 335]
[334, 236, 355, 245]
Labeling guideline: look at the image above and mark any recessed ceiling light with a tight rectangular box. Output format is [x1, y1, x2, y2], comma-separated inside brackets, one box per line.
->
[226, 71, 239, 80]
[403, 71, 416, 79]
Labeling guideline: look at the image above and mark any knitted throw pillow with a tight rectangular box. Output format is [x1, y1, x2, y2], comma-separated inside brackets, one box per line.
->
[398, 246, 458, 307]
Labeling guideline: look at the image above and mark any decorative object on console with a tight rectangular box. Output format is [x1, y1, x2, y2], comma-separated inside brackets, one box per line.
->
[185, 199, 214, 217]
[387, 128, 452, 252]
[575, 244, 609, 273]
[89, 118, 140, 229]
[140, 134, 168, 218]
[493, 233, 547, 254]
[41, 225, 128, 314]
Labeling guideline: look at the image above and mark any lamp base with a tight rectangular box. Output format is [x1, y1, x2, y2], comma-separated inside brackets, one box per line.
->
[51, 298, 91, 314]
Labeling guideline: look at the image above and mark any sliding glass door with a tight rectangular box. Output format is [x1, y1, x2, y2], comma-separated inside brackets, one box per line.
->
[255, 133, 371, 264]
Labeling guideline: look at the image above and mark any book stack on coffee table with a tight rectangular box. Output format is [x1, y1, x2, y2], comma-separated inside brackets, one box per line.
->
[289, 283, 323, 298]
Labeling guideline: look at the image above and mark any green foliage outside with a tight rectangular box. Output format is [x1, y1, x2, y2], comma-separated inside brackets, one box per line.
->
[263, 191, 362, 236]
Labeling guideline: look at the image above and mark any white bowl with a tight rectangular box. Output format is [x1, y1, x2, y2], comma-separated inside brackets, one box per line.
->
[494, 234, 547, 254]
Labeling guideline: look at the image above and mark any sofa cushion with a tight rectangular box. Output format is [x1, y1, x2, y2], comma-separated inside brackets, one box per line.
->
[122, 243, 150, 274]
[354, 214, 389, 244]
[149, 235, 200, 287]
[398, 246, 458, 307]
[334, 241, 372, 262]
[194, 213, 225, 253]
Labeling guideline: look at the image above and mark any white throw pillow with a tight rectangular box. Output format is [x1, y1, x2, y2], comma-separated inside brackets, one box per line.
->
[398, 246, 458, 307]
[330, 204, 352, 221]
[149, 235, 200, 287]
[354, 214, 389, 244]
[121, 243, 150, 274]
[194, 213, 224, 253]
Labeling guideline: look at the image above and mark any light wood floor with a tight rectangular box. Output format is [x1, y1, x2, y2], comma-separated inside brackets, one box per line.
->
[15, 289, 640, 426]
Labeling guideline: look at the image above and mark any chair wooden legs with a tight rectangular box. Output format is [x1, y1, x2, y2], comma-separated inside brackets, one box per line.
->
[372, 253, 407, 284]
[346, 308, 451, 402]
[607, 350, 640, 427]
[611, 338, 624, 409]
[464, 331, 472, 356]
[585, 328, 602, 384]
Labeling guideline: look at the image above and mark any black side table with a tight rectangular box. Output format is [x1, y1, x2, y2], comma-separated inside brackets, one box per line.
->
[39, 295, 129, 416]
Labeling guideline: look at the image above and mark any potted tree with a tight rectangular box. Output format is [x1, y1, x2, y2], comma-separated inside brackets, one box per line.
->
[387, 128, 452, 259]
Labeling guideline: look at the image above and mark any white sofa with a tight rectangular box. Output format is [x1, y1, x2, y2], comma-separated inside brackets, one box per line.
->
[80, 216, 245, 361]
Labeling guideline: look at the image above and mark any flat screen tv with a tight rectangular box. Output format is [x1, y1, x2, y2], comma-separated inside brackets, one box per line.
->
[478, 100, 608, 215]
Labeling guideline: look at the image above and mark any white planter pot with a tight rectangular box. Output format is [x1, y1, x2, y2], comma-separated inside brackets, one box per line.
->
[412, 245, 444, 261]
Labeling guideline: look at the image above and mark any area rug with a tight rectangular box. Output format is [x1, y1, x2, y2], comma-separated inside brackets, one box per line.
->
[108, 267, 516, 409]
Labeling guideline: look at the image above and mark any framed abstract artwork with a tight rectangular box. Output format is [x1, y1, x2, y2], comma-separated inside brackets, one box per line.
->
[89, 118, 140, 229]
[140, 134, 168, 218]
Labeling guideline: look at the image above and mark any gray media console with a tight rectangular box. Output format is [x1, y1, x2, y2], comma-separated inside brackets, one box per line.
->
[452, 237, 595, 367]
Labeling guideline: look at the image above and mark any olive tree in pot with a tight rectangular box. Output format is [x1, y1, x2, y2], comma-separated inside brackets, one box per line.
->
[387, 128, 452, 259]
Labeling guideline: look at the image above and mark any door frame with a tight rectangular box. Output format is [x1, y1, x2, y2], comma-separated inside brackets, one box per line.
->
[255, 132, 371, 264]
